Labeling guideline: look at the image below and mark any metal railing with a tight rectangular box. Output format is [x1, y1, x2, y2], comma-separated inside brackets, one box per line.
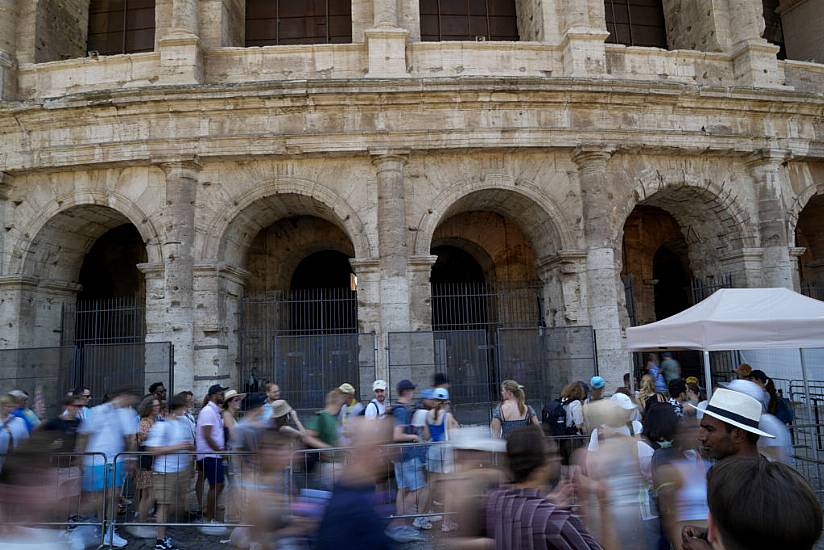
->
[430, 281, 544, 331]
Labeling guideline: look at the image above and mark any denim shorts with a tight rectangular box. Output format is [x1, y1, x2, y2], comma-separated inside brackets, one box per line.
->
[197, 457, 225, 485]
[82, 462, 126, 492]
[394, 458, 425, 491]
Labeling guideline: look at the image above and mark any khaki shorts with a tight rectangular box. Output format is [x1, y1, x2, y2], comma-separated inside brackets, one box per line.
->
[153, 469, 190, 506]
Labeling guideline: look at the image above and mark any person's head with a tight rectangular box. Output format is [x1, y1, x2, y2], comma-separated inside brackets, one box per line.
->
[639, 374, 655, 394]
[662, 351, 673, 360]
[343, 417, 395, 483]
[207, 384, 226, 405]
[372, 379, 387, 403]
[432, 388, 450, 411]
[181, 390, 194, 409]
[73, 387, 92, 406]
[501, 379, 527, 415]
[148, 382, 166, 400]
[506, 426, 555, 485]
[748, 369, 768, 389]
[8, 389, 28, 408]
[623, 372, 631, 388]
[589, 376, 606, 398]
[396, 379, 416, 401]
[643, 401, 679, 444]
[420, 388, 436, 409]
[696, 389, 771, 460]
[560, 381, 584, 403]
[338, 383, 356, 404]
[0, 395, 14, 417]
[433, 372, 449, 389]
[110, 386, 140, 408]
[265, 382, 280, 402]
[647, 353, 659, 364]
[706, 457, 822, 550]
[734, 363, 752, 380]
[270, 400, 292, 428]
[325, 389, 345, 413]
[137, 395, 161, 419]
[668, 378, 687, 401]
[168, 392, 189, 415]
[222, 390, 245, 412]
[62, 394, 85, 417]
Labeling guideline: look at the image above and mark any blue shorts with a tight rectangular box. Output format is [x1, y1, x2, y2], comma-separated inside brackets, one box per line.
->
[394, 458, 425, 491]
[197, 457, 225, 485]
[82, 463, 126, 493]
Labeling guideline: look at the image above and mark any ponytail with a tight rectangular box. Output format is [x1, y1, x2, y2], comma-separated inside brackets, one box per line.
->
[502, 379, 526, 416]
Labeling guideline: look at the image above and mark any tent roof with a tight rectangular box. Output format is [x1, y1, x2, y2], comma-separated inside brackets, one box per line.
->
[625, 288, 824, 351]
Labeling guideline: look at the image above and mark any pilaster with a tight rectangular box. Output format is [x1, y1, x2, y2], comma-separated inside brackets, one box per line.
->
[537, 250, 589, 327]
[0, 0, 17, 100]
[158, 0, 203, 85]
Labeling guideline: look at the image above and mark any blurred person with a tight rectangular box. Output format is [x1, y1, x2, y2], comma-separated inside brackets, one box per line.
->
[195, 384, 228, 535]
[646, 353, 667, 393]
[748, 369, 793, 425]
[689, 388, 773, 461]
[733, 363, 751, 380]
[77, 386, 140, 548]
[221, 389, 245, 524]
[41, 394, 86, 519]
[586, 392, 642, 451]
[667, 379, 688, 417]
[660, 352, 681, 384]
[639, 374, 666, 415]
[221, 389, 245, 442]
[724, 379, 792, 464]
[134, 395, 161, 534]
[387, 379, 428, 542]
[364, 379, 388, 419]
[181, 391, 196, 438]
[261, 383, 304, 431]
[337, 383, 363, 445]
[144, 392, 195, 550]
[685, 377, 702, 410]
[149, 382, 167, 404]
[433, 372, 450, 390]
[316, 418, 395, 549]
[586, 376, 606, 404]
[304, 390, 346, 490]
[487, 426, 606, 550]
[682, 457, 822, 550]
[8, 389, 40, 432]
[0, 395, 29, 473]
[490, 379, 540, 440]
[69, 386, 92, 421]
[424, 388, 459, 531]
[623, 372, 632, 392]
[230, 393, 270, 457]
[271, 399, 303, 436]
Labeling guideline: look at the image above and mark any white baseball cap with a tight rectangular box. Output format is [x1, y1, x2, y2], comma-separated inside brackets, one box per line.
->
[372, 379, 387, 391]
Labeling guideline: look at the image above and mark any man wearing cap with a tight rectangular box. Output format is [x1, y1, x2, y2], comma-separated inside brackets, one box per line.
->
[195, 384, 228, 535]
[338, 383, 364, 424]
[585, 376, 606, 404]
[691, 388, 774, 462]
[364, 380, 388, 419]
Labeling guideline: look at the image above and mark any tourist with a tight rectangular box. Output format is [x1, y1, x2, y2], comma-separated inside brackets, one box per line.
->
[135, 395, 161, 534]
[70, 386, 93, 420]
[304, 390, 346, 488]
[690, 388, 774, 461]
[433, 372, 450, 390]
[149, 382, 167, 411]
[490, 379, 540, 439]
[424, 387, 458, 532]
[724, 379, 792, 464]
[748, 369, 793, 424]
[144, 392, 195, 550]
[386, 379, 427, 542]
[221, 389, 245, 442]
[337, 383, 363, 444]
[661, 352, 681, 384]
[586, 376, 606, 403]
[364, 379, 388, 419]
[733, 363, 752, 380]
[195, 384, 228, 535]
[7, 390, 40, 432]
[639, 374, 666, 415]
[262, 382, 304, 429]
[646, 353, 667, 393]
[41, 394, 85, 514]
[586, 392, 642, 450]
[667, 379, 688, 417]
[78, 386, 140, 548]
[485, 426, 606, 549]
[0, 395, 29, 473]
[681, 457, 822, 550]
[270, 399, 302, 436]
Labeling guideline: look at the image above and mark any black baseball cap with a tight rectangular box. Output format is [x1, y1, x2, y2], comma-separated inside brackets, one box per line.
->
[208, 384, 227, 396]
[397, 379, 416, 393]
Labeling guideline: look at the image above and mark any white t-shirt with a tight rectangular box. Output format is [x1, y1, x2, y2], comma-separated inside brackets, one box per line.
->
[0, 415, 29, 471]
[758, 413, 793, 464]
[364, 399, 386, 419]
[412, 408, 428, 428]
[79, 403, 138, 465]
[196, 401, 225, 459]
[564, 400, 584, 429]
[144, 416, 194, 473]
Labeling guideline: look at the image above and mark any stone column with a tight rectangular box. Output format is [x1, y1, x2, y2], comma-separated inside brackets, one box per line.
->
[0, 0, 17, 99]
[557, 0, 608, 77]
[537, 251, 589, 328]
[159, 0, 203, 84]
[365, 0, 408, 77]
[574, 147, 627, 388]
[408, 255, 437, 331]
[748, 150, 795, 288]
[158, 159, 199, 391]
[726, 0, 784, 87]
[0, 275, 37, 349]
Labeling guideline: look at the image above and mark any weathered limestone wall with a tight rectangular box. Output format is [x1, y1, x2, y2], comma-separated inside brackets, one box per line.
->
[199, 0, 245, 49]
[35, 0, 89, 63]
[780, 0, 824, 63]
[662, 0, 725, 52]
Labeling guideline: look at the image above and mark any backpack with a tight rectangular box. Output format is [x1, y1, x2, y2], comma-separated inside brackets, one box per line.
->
[775, 397, 794, 425]
[542, 399, 570, 437]
[357, 399, 382, 417]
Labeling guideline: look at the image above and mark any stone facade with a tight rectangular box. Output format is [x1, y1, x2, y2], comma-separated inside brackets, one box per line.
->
[0, 0, 822, 398]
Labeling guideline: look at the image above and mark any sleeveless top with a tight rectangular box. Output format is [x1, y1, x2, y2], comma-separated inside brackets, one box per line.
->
[492, 404, 537, 438]
[427, 412, 450, 442]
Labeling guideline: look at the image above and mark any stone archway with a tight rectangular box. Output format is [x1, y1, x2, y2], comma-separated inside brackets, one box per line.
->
[795, 193, 824, 299]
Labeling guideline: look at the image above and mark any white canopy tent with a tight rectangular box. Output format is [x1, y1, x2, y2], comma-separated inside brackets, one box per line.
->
[626, 288, 824, 461]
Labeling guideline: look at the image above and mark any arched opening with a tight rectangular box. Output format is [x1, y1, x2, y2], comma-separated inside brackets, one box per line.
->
[604, 0, 667, 48]
[87, 0, 156, 55]
[245, 0, 353, 46]
[430, 244, 488, 329]
[796, 194, 824, 299]
[652, 242, 690, 320]
[420, 0, 519, 41]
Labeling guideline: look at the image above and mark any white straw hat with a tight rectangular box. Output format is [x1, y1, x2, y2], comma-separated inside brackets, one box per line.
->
[687, 388, 774, 438]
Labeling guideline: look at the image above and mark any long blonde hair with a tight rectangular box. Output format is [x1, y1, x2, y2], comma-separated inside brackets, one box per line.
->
[638, 374, 656, 403]
[502, 379, 526, 416]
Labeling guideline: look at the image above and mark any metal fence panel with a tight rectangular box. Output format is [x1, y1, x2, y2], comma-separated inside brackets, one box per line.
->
[543, 326, 597, 401]
[497, 328, 547, 410]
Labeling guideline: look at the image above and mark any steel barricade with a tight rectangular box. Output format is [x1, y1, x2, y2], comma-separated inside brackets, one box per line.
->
[109, 450, 259, 543]
[0, 451, 107, 539]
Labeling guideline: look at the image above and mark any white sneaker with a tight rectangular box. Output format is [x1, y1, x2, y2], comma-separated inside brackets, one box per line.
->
[104, 526, 128, 548]
[429, 515, 443, 522]
[412, 516, 433, 530]
[385, 525, 425, 543]
[442, 519, 459, 533]
[198, 520, 229, 536]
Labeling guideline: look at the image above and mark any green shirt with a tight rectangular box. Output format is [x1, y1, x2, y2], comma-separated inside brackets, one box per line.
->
[307, 410, 339, 447]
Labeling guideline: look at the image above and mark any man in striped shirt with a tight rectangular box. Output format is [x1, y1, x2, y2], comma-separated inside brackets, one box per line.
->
[484, 426, 605, 550]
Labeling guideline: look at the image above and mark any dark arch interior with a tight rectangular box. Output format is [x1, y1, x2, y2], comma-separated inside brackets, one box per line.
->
[430, 245, 485, 284]
[652, 243, 691, 320]
[430, 245, 488, 329]
[287, 250, 356, 334]
[290, 250, 354, 289]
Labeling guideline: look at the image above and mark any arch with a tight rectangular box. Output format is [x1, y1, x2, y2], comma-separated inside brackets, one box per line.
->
[415, 177, 574, 259]
[11, 192, 162, 280]
[204, 178, 375, 267]
[788, 182, 824, 242]
[616, 169, 756, 251]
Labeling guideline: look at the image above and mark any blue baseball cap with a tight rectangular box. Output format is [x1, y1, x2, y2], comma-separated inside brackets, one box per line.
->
[396, 379, 416, 393]
[590, 376, 606, 390]
[432, 388, 450, 400]
[420, 388, 435, 399]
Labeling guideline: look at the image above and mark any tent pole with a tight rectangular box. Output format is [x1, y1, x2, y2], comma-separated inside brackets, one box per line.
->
[703, 351, 713, 399]
[799, 349, 820, 467]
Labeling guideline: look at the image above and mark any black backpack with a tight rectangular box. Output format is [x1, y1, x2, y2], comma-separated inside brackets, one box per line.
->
[542, 399, 569, 437]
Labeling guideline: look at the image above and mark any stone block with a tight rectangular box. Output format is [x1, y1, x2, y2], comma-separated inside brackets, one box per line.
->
[365, 27, 408, 78]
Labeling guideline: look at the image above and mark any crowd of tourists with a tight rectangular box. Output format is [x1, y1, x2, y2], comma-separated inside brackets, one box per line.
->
[0, 361, 821, 550]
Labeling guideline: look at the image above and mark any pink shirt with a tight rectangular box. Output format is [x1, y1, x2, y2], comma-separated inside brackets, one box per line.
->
[195, 401, 225, 459]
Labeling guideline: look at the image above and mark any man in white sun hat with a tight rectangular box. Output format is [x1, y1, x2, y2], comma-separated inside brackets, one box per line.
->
[689, 388, 774, 462]
[364, 379, 387, 419]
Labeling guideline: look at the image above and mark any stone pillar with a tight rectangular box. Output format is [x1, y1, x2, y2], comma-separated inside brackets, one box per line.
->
[408, 255, 437, 331]
[537, 251, 589, 328]
[0, 275, 37, 349]
[365, 0, 408, 77]
[557, 0, 608, 77]
[159, 0, 203, 84]
[748, 150, 795, 288]
[726, 0, 784, 87]
[789, 247, 806, 291]
[574, 147, 627, 388]
[192, 262, 249, 397]
[158, 159, 199, 391]
[0, 0, 17, 100]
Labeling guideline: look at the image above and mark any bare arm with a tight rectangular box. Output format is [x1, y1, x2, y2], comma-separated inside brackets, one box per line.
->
[393, 424, 418, 443]
[490, 418, 502, 439]
[202, 424, 222, 452]
[290, 410, 306, 433]
[302, 429, 331, 449]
